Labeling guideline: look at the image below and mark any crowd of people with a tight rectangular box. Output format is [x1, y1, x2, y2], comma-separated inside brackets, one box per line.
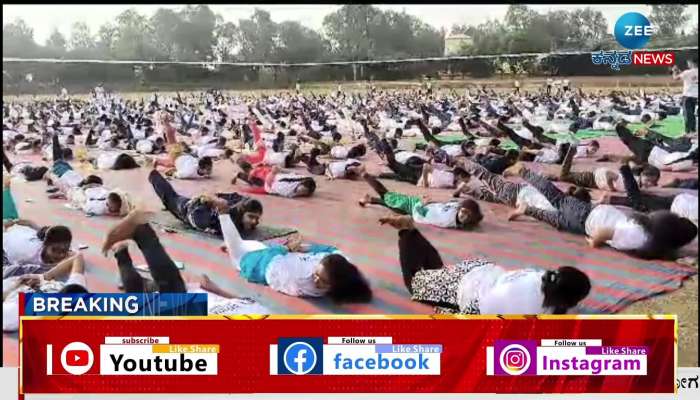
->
[3, 58, 698, 329]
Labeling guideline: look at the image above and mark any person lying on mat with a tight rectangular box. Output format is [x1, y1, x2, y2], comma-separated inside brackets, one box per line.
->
[214, 203, 372, 303]
[358, 173, 483, 230]
[234, 163, 317, 199]
[3, 220, 74, 279]
[97, 211, 271, 315]
[453, 160, 557, 212]
[613, 122, 696, 172]
[506, 168, 698, 260]
[379, 214, 591, 315]
[3, 252, 88, 332]
[148, 169, 262, 237]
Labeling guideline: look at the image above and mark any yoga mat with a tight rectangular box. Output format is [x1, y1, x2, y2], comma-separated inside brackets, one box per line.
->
[150, 210, 298, 242]
[3, 188, 19, 220]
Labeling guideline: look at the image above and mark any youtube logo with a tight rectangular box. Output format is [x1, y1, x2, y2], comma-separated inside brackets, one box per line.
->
[46, 342, 95, 375]
[65, 350, 90, 367]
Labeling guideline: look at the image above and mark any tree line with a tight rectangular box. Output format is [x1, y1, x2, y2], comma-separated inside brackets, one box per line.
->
[3, 4, 697, 64]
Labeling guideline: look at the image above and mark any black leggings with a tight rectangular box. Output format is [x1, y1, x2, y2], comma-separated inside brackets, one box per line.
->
[523, 120, 556, 145]
[362, 175, 405, 213]
[148, 170, 190, 223]
[522, 169, 592, 234]
[2, 148, 12, 173]
[615, 124, 654, 162]
[52, 134, 63, 162]
[608, 165, 673, 212]
[114, 223, 186, 293]
[497, 121, 542, 150]
[379, 148, 423, 184]
[467, 162, 521, 207]
[397, 228, 444, 292]
[417, 120, 452, 146]
[682, 97, 697, 134]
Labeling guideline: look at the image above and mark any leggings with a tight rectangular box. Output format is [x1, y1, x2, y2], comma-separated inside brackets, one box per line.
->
[559, 145, 596, 188]
[363, 174, 416, 214]
[397, 228, 444, 293]
[497, 121, 542, 150]
[417, 121, 453, 146]
[522, 169, 592, 234]
[645, 131, 692, 153]
[522, 120, 556, 145]
[379, 149, 423, 184]
[615, 124, 654, 162]
[608, 165, 673, 212]
[218, 214, 267, 269]
[114, 223, 186, 293]
[52, 134, 63, 162]
[467, 162, 521, 207]
[148, 170, 190, 223]
[2, 148, 12, 173]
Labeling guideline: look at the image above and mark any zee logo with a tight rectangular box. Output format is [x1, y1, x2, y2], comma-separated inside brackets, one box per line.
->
[277, 338, 323, 375]
[615, 12, 654, 49]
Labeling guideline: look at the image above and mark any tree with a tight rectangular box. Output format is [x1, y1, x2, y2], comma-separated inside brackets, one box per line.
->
[276, 21, 328, 63]
[46, 28, 67, 56]
[68, 22, 96, 58]
[96, 23, 118, 58]
[505, 5, 535, 32]
[323, 4, 378, 60]
[236, 8, 278, 62]
[112, 9, 153, 60]
[150, 8, 182, 60]
[649, 4, 690, 37]
[175, 5, 218, 61]
[566, 8, 608, 48]
[213, 21, 239, 62]
[3, 19, 38, 57]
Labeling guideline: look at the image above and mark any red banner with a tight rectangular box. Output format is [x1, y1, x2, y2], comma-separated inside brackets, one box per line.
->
[20, 316, 675, 394]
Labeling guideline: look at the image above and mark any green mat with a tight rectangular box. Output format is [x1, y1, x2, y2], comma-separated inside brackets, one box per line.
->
[411, 116, 686, 151]
[150, 211, 298, 242]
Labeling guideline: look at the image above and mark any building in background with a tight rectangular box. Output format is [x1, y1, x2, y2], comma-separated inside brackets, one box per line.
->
[444, 33, 473, 56]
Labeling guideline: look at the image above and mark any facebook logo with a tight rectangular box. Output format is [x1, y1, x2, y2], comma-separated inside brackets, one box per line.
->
[277, 338, 323, 375]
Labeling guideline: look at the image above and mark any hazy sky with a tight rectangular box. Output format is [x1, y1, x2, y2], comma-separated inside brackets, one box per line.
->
[3, 4, 698, 45]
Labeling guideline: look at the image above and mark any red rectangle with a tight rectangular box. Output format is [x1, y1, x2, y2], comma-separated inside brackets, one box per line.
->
[21, 317, 675, 394]
[633, 51, 675, 66]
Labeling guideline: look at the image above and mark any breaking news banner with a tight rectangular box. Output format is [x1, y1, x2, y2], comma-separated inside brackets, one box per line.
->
[17, 315, 676, 397]
[21, 293, 208, 316]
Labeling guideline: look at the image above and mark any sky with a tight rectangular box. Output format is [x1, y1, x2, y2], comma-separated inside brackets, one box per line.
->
[3, 4, 699, 46]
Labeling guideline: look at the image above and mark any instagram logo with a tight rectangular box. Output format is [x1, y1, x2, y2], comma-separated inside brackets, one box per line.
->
[499, 344, 531, 376]
[493, 340, 537, 376]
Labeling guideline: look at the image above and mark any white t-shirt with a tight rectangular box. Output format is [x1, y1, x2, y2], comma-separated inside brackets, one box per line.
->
[96, 152, 120, 170]
[535, 148, 560, 164]
[136, 139, 154, 154]
[593, 168, 623, 191]
[57, 170, 84, 191]
[3, 225, 42, 265]
[671, 193, 698, 226]
[174, 155, 200, 179]
[269, 173, 306, 198]
[442, 144, 464, 157]
[265, 252, 337, 297]
[394, 151, 426, 164]
[647, 146, 695, 172]
[427, 168, 455, 189]
[412, 202, 460, 229]
[458, 265, 551, 315]
[327, 159, 361, 179]
[585, 205, 649, 251]
[680, 68, 698, 98]
[516, 185, 556, 211]
[330, 146, 349, 159]
[263, 150, 287, 166]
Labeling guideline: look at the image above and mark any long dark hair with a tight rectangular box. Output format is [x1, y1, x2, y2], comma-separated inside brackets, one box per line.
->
[322, 254, 372, 303]
[542, 266, 591, 314]
[230, 198, 263, 232]
[630, 211, 698, 259]
[37, 225, 72, 245]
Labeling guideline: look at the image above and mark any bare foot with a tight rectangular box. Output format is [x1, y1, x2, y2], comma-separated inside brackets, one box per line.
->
[102, 210, 154, 256]
[358, 193, 371, 207]
[507, 204, 527, 222]
[378, 214, 415, 230]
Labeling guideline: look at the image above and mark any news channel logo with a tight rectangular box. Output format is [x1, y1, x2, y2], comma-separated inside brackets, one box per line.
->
[614, 12, 653, 50]
[277, 338, 324, 375]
